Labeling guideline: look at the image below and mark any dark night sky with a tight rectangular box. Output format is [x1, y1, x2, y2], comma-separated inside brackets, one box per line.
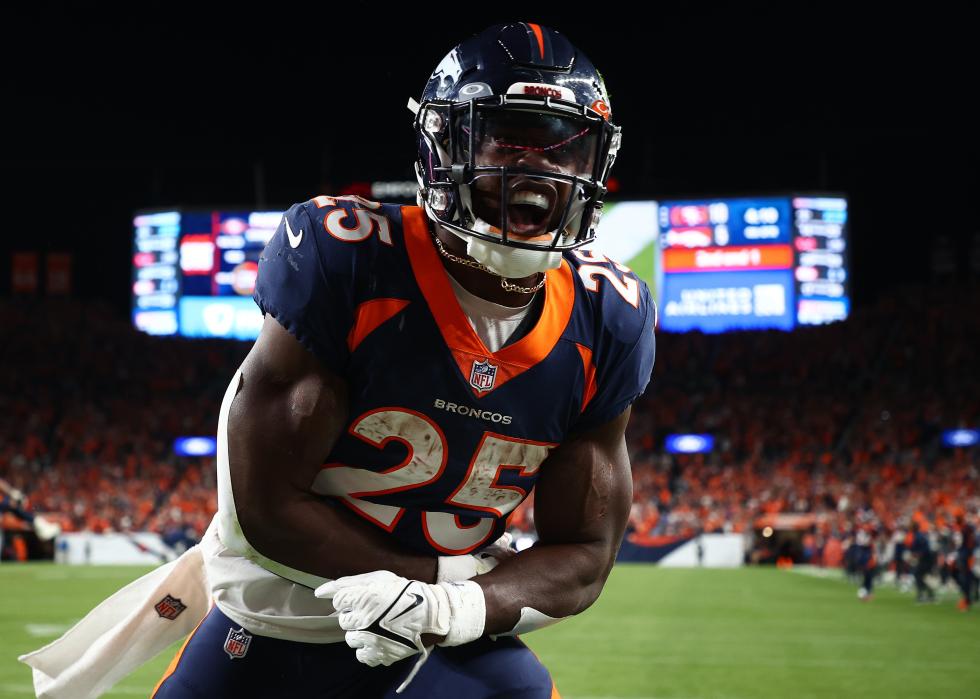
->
[1, 3, 974, 311]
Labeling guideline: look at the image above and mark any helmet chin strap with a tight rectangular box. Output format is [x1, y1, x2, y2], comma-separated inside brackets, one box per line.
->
[465, 220, 563, 279]
[428, 220, 550, 294]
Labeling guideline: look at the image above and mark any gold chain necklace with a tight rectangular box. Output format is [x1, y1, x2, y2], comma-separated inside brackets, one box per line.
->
[431, 232, 546, 294]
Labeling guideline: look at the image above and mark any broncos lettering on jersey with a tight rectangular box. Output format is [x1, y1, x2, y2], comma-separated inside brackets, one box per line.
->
[247, 194, 656, 558]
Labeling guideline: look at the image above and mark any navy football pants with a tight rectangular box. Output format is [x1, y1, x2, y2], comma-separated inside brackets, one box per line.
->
[153, 606, 558, 698]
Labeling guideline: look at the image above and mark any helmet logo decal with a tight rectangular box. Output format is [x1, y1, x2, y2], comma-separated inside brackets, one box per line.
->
[507, 82, 575, 103]
[590, 100, 611, 121]
[430, 49, 463, 99]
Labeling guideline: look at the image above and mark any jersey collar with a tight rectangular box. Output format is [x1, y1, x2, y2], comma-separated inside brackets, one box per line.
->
[402, 206, 575, 397]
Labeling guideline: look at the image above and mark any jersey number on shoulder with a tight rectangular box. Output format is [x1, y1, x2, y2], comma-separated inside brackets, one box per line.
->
[313, 195, 393, 246]
[313, 408, 554, 554]
[572, 249, 639, 308]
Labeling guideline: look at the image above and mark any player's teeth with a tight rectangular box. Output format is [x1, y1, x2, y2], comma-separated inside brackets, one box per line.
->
[512, 191, 549, 209]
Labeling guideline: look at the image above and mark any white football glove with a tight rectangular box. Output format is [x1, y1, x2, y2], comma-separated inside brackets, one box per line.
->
[315, 570, 485, 690]
[436, 531, 516, 582]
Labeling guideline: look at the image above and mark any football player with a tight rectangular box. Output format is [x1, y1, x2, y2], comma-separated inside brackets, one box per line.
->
[0, 478, 61, 544]
[153, 22, 655, 698]
[855, 523, 879, 602]
[954, 515, 977, 611]
[908, 521, 936, 604]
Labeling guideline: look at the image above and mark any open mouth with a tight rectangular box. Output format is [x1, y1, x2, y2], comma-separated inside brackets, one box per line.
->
[477, 179, 557, 239]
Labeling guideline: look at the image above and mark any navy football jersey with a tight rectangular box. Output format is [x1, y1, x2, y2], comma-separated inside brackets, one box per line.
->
[253, 194, 656, 556]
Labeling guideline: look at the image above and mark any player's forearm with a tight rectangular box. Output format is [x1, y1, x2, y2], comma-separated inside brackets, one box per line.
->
[237, 494, 437, 584]
[474, 538, 613, 634]
[469, 419, 634, 635]
[469, 411, 633, 633]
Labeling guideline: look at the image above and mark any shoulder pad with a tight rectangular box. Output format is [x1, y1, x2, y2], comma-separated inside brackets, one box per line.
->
[565, 249, 656, 431]
[302, 195, 395, 263]
[252, 198, 367, 372]
[566, 249, 657, 347]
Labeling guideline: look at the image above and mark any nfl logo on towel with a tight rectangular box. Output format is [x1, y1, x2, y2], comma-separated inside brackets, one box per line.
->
[224, 627, 252, 659]
[153, 594, 186, 621]
[470, 359, 497, 392]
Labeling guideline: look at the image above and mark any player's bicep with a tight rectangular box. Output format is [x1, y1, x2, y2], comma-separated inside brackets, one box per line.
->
[227, 314, 349, 515]
[533, 407, 633, 553]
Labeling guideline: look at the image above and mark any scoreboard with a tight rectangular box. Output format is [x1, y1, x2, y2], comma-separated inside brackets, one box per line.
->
[132, 210, 278, 339]
[131, 194, 849, 340]
[656, 195, 848, 333]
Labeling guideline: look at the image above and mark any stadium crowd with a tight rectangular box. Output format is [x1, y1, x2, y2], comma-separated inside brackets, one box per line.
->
[0, 299, 239, 548]
[619, 284, 978, 608]
[1, 285, 977, 591]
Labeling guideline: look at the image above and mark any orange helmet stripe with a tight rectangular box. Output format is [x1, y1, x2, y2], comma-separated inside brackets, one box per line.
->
[528, 23, 545, 59]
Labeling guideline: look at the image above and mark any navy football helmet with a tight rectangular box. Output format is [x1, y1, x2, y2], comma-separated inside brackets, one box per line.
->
[412, 23, 621, 261]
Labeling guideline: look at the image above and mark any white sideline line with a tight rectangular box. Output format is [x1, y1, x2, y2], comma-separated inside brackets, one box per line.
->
[31, 568, 148, 581]
[24, 622, 73, 637]
[0, 684, 148, 696]
[789, 565, 962, 599]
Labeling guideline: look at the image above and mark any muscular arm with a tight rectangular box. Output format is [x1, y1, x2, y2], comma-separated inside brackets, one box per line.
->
[474, 408, 634, 634]
[227, 314, 437, 584]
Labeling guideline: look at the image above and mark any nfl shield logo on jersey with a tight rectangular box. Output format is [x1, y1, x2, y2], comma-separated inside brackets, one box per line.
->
[153, 594, 186, 621]
[470, 359, 498, 392]
[223, 627, 252, 659]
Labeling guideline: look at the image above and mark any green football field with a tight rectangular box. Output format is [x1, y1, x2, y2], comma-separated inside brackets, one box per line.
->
[1, 564, 977, 698]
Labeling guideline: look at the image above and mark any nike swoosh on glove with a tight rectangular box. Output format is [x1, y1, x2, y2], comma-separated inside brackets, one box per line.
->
[315, 571, 486, 690]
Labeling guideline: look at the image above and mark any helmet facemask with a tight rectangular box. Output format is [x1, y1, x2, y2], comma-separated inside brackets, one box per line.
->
[415, 95, 621, 275]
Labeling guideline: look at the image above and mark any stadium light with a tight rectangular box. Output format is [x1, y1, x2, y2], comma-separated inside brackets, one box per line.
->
[665, 434, 714, 454]
[173, 437, 218, 457]
[941, 429, 979, 448]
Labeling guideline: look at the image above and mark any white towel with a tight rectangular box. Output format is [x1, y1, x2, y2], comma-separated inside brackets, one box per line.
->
[18, 539, 210, 698]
